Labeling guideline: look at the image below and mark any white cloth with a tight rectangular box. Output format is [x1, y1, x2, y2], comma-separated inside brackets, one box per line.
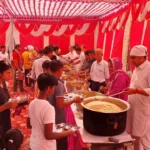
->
[62, 50, 77, 60]
[90, 60, 110, 83]
[25, 45, 34, 52]
[29, 99, 56, 150]
[126, 60, 150, 150]
[0, 52, 9, 62]
[74, 51, 85, 72]
[31, 55, 50, 79]
[130, 45, 148, 57]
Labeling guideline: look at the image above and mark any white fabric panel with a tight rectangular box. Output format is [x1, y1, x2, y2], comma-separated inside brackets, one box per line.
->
[13, 23, 20, 44]
[102, 21, 109, 33]
[31, 25, 46, 37]
[70, 35, 75, 46]
[117, 12, 126, 30]
[109, 17, 117, 31]
[94, 22, 99, 49]
[6, 20, 15, 61]
[44, 36, 49, 47]
[122, 11, 132, 71]
[74, 23, 89, 36]
[44, 25, 51, 32]
[69, 25, 74, 30]
[138, 1, 150, 22]
[141, 20, 147, 45]
[102, 32, 107, 54]
[110, 31, 116, 58]
[53, 25, 68, 36]
[25, 23, 30, 28]
[25, 0, 31, 15]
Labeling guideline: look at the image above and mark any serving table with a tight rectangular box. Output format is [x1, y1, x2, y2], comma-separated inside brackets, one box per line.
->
[71, 104, 134, 150]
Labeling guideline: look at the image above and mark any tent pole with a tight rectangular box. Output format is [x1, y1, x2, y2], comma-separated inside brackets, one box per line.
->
[122, 10, 132, 72]
[6, 18, 14, 62]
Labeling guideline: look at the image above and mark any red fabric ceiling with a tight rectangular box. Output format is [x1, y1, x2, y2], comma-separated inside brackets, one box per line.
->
[0, 0, 132, 22]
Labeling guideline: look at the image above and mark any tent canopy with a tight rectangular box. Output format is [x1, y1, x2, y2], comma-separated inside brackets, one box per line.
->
[0, 0, 133, 22]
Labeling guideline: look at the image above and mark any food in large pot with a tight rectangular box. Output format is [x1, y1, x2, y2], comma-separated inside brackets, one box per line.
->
[81, 96, 130, 136]
[76, 91, 103, 111]
[85, 101, 123, 113]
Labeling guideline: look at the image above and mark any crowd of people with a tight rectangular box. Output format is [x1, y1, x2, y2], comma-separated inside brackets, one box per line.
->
[0, 44, 149, 150]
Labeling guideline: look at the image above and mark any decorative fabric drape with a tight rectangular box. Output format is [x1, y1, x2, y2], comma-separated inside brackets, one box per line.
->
[0, 34, 6, 46]
[43, 25, 57, 36]
[75, 33, 94, 50]
[20, 34, 44, 53]
[14, 23, 34, 35]
[143, 20, 150, 60]
[97, 31, 105, 49]
[14, 23, 97, 36]
[0, 21, 10, 34]
[132, 4, 143, 21]
[63, 24, 79, 36]
[111, 28, 125, 59]
[130, 21, 144, 49]
[49, 35, 70, 54]
[103, 31, 113, 60]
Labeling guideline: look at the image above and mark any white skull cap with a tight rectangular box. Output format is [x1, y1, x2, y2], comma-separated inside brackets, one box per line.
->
[130, 45, 148, 57]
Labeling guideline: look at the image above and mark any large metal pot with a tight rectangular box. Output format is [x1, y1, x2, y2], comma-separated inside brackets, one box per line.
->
[81, 96, 130, 136]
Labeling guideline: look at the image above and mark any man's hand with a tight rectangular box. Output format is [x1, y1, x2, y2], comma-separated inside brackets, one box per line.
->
[123, 88, 136, 95]
[74, 97, 83, 103]
[100, 86, 108, 94]
[6, 101, 18, 109]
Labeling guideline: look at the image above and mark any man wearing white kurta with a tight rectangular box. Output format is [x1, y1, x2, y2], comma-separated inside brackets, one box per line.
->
[125, 45, 150, 150]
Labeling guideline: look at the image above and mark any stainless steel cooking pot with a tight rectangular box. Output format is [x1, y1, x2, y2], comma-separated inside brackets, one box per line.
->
[81, 96, 130, 136]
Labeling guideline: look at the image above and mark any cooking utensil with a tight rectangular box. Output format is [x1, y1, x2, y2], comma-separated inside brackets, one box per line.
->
[81, 96, 130, 136]
[108, 91, 124, 97]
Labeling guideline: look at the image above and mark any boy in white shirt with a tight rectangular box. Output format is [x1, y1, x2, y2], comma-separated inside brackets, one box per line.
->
[27, 73, 75, 150]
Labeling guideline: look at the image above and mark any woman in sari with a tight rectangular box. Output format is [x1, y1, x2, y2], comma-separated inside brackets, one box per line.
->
[101, 57, 130, 101]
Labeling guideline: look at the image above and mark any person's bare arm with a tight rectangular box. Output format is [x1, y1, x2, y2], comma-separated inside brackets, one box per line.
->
[85, 74, 91, 82]
[124, 88, 149, 96]
[73, 59, 81, 65]
[56, 97, 82, 108]
[0, 101, 18, 112]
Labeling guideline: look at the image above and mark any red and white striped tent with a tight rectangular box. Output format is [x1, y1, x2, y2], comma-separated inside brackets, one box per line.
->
[0, 0, 149, 69]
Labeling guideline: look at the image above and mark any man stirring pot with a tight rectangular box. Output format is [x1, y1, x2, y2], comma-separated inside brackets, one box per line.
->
[124, 45, 150, 150]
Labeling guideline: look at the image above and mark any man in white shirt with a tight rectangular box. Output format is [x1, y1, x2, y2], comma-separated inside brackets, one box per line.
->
[72, 46, 85, 72]
[31, 46, 53, 80]
[86, 48, 109, 92]
[0, 46, 9, 62]
[124, 45, 150, 150]
[61, 45, 77, 61]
